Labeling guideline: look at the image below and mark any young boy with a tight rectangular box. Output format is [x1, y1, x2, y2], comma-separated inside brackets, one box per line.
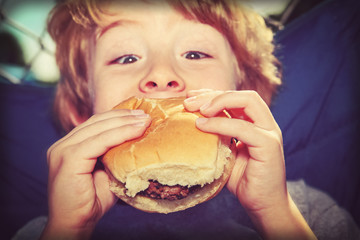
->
[14, 0, 359, 239]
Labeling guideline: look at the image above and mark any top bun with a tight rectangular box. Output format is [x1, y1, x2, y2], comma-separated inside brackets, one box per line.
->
[102, 97, 235, 213]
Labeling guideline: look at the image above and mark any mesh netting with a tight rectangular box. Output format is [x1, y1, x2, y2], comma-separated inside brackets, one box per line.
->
[0, 0, 59, 84]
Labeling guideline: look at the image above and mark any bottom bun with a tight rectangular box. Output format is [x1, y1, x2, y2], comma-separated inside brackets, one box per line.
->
[108, 145, 235, 214]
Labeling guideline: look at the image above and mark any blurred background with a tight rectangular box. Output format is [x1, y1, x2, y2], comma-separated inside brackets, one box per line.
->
[0, 0, 325, 85]
[0, 0, 58, 84]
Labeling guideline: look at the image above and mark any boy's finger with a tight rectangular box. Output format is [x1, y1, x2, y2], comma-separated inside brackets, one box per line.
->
[226, 148, 248, 196]
[52, 112, 151, 154]
[199, 91, 277, 131]
[184, 91, 223, 112]
[63, 109, 146, 141]
[186, 89, 217, 97]
[93, 170, 117, 214]
[195, 117, 276, 151]
[64, 113, 151, 146]
[52, 121, 151, 175]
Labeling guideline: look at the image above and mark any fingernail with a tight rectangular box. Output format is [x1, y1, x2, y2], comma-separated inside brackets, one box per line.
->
[135, 113, 150, 119]
[184, 96, 197, 103]
[131, 109, 145, 115]
[200, 101, 211, 112]
[196, 118, 208, 125]
[132, 121, 147, 127]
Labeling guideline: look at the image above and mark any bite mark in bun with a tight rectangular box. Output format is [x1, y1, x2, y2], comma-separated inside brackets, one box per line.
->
[101, 97, 235, 213]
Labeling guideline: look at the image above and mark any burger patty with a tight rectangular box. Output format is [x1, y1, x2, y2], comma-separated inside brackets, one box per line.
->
[139, 180, 200, 201]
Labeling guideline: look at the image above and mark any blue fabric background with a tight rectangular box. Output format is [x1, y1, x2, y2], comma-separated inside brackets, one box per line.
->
[272, 0, 360, 224]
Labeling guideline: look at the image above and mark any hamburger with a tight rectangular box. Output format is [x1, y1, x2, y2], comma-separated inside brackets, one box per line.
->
[101, 96, 235, 213]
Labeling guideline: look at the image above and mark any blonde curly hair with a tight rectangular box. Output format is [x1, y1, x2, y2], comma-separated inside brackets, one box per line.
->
[48, 0, 281, 132]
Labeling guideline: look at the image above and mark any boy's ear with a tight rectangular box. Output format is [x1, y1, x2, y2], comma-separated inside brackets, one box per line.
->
[68, 105, 88, 127]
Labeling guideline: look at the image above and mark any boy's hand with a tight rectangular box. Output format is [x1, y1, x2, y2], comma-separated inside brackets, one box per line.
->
[184, 89, 285, 212]
[42, 109, 151, 239]
[184, 90, 316, 240]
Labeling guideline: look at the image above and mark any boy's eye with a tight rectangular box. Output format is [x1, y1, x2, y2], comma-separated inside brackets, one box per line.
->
[183, 51, 211, 60]
[113, 55, 140, 64]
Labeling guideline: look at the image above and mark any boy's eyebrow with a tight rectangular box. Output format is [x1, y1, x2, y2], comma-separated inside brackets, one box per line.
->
[97, 20, 137, 39]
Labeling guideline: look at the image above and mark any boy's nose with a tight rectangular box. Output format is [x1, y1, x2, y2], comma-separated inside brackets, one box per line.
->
[139, 67, 185, 93]
[140, 79, 184, 92]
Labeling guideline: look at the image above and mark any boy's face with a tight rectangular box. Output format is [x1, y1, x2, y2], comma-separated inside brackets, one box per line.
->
[90, 1, 240, 113]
